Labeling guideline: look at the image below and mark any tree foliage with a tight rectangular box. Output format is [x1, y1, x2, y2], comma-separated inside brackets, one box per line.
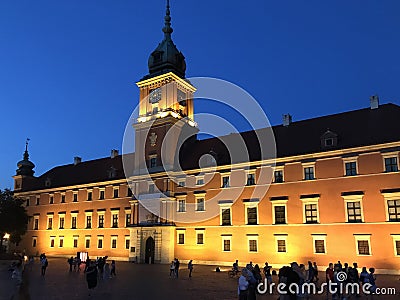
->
[0, 189, 28, 250]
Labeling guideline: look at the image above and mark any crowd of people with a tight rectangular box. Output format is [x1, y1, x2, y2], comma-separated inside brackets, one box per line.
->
[235, 260, 379, 300]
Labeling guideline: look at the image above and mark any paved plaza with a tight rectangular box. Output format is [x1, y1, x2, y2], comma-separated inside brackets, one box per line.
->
[1, 258, 400, 300]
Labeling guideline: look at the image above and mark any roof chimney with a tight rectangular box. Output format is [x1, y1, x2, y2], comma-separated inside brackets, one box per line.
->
[111, 149, 119, 158]
[370, 95, 379, 109]
[283, 114, 292, 127]
[74, 157, 81, 165]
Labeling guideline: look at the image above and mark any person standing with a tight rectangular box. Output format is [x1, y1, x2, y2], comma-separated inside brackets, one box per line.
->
[263, 262, 272, 287]
[110, 260, 116, 277]
[68, 257, 73, 272]
[86, 260, 98, 296]
[40, 256, 48, 276]
[238, 268, 249, 300]
[188, 260, 193, 278]
[169, 260, 175, 277]
[175, 258, 180, 279]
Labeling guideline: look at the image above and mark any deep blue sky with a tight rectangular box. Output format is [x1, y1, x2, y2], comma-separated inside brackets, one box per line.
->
[0, 0, 399, 189]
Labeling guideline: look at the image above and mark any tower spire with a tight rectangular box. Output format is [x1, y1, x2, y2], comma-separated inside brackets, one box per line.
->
[162, 0, 173, 39]
[16, 138, 35, 176]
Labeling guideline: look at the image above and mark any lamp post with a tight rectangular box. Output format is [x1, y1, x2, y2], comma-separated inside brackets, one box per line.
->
[3, 233, 10, 253]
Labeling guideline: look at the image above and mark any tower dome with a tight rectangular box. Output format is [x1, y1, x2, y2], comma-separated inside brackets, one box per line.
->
[146, 0, 186, 79]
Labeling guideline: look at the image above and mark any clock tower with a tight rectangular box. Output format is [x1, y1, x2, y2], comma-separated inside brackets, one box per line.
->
[133, 0, 198, 176]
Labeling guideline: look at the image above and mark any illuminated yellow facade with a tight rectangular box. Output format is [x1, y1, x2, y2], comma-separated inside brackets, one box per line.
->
[12, 2, 400, 274]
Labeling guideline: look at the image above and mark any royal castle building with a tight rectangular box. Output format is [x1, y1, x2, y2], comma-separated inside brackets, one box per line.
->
[12, 2, 400, 273]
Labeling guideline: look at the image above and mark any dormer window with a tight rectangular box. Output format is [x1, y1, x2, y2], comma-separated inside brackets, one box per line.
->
[320, 129, 338, 148]
[108, 166, 117, 179]
[153, 51, 162, 62]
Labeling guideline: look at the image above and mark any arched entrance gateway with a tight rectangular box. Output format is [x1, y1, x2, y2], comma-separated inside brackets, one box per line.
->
[145, 236, 155, 264]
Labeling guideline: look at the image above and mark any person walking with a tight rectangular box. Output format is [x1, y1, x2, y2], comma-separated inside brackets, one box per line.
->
[188, 260, 193, 278]
[86, 260, 98, 296]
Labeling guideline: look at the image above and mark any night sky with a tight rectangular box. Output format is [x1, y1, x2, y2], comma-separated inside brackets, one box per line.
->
[0, 0, 399, 189]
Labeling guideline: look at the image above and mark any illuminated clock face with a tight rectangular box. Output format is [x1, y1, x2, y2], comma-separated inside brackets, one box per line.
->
[149, 88, 161, 103]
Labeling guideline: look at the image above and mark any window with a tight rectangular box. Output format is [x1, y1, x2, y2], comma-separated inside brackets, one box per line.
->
[32, 237, 37, 248]
[125, 213, 131, 226]
[177, 231, 185, 244]
[304, 167, 315, 180]
[247, 235, 258, 252]
[59, 216, 65, 229]
[246, 207, 257, 225]
[49, 195, 54, 204]
[391, 235, 400, 256]
[357, 241, 370, 255]
[50, 237, 55, 248]
[274, 206, 286, 224]
[244, 199, 260, 225]
[97, 236, 103, 249]
[61, 194, 65, 203]
[312, 235, 327, 254]
[33, 217, 39, 230]
[247, 173, 255, 186]
[47, 217, 53, 229]
[274, 235, 287, 253]
[345, 162, 357, 176]
[73, 236, 78, 248]
[354, 235, 371, 256]
[86, 214, 92, 229]
[274, 170, 283, 183]
[150, 157, 157, 168]
[85, 237, 91, 248]
[196, 198, 205, 211]
[59, 237, 64, 248]
[71, 216, 77, 229]
[388, 200, 400, 222]
[178, 181, 185, 187]
[221, 208, 231, 225]
[342, 193, 364, 223]
[325, 138, 333, 147]
[219, 201, 233, 225]
[98, 214, 104, 228]
[385, 157, 398, 172]
[196, 178, 204, 185]
[301, 196, 320, 223]
[36, 197, 40, 205]
[383, 191, 400, 222]
[111, 236, 117, 249]
[221, 176, 230, 188]
[178, 199, 186, 212]
[222, 236, 232, 251]
[113, 188, 119, 198]
[87, 191, 92, 201]
[73, 193, 78, 202]
[347, 202, 362, 222]
[26, 198, 30, 207]
[127, 188, 133, 197]
[148, 184, 155, 193]
[277, 240, 286, 252]
[125, 236, 130, 250]
[112, 213, 119, 228]
[99, 190, 105, 200]
[197, 233, 204, 244]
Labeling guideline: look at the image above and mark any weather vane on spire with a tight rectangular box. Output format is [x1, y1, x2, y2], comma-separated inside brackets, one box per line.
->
[25, 138, 30, 152]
